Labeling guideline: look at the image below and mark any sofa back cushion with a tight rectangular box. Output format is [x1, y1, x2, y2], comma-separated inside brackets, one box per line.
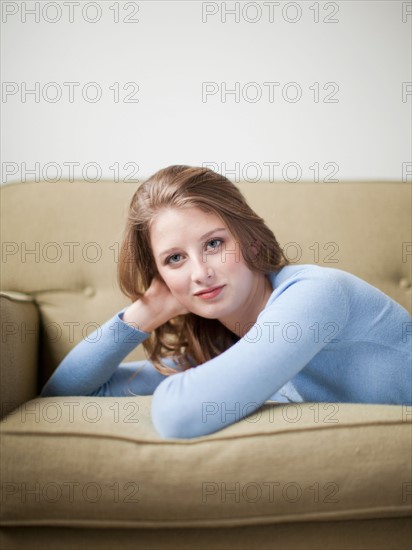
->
[1, 181, 411, 383]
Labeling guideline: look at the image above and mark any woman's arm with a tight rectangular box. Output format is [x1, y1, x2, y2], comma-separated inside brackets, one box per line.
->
[39, 307, 159, 397]
[151, 272, 349, 439]
[40, 276, 190, 398]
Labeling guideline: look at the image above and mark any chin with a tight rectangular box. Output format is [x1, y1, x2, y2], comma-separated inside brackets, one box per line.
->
[194, 310, 219, 319]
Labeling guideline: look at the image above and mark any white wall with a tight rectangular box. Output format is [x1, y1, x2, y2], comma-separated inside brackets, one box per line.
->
[1, 0, 411, 185]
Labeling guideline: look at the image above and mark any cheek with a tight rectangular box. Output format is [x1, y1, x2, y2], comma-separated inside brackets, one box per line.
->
[220, 249, 254, 284]
[220, 247, 245, 273]
[160, 270, 186, 292]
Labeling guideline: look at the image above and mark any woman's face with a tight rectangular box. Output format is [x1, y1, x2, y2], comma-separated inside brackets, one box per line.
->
[150, 206, 268, 326]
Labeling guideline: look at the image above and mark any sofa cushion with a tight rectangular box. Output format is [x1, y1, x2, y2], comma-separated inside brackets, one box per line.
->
[1, 397, 410, 528]
[1, 182, 411, 387]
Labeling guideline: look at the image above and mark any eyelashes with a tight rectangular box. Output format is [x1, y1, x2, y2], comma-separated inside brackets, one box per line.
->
[165, 238, 224, 265]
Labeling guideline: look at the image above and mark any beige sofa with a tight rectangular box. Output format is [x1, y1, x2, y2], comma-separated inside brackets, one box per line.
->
[1, 180, 411, 550]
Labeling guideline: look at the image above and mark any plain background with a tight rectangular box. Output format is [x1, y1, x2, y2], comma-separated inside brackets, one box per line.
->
[1, 0, 411, 185]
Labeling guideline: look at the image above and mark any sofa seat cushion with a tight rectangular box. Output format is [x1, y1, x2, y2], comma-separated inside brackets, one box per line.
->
[1, 397, 411, 529]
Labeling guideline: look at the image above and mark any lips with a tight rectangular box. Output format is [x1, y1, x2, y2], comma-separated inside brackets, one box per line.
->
[194, 285, 225, 296]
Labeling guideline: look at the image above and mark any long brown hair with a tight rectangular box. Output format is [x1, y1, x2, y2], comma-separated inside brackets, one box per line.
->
[117, 165, 289, 383]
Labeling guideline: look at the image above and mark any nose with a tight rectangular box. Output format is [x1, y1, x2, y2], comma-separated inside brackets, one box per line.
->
[191, 256, 214, 284]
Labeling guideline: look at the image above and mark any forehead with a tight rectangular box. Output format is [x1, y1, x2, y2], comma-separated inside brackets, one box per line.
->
[151, 207, 225, 234]
[150, 207, 228, 252]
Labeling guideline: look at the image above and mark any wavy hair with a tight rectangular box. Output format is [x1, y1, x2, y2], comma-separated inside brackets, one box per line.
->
[117, 165, 289, 386]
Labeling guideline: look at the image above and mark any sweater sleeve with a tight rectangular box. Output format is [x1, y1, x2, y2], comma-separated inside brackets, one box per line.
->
[151, 273, 349, 439]
[39, 307, 182, 398]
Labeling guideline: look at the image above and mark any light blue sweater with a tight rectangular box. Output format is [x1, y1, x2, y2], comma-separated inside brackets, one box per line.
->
[40, 264, 412, 439]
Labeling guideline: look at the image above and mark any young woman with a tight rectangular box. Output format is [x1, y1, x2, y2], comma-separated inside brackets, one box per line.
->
[40, 165, 412, 439]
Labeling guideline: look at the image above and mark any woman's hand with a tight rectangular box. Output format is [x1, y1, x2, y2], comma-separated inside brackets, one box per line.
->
[143, 275, 190, 320]
[122, 275, 190, 332]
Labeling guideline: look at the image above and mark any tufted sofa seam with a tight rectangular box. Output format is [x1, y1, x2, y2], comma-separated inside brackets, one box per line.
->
[1, 417, 409, 445]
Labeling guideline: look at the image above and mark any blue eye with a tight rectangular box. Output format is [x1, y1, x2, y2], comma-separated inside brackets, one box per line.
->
[207, 238, 222, 250]
[166, 253, 182, 265]
[165, 238, 223, 265]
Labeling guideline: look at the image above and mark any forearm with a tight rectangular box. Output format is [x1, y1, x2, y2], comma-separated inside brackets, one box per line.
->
[40, 308, 151, 397]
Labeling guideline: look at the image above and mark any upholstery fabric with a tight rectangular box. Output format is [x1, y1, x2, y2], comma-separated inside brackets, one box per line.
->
[0, 294, 39, 413]
[1, 518, 411, 550]
[1, 397, 411, 528]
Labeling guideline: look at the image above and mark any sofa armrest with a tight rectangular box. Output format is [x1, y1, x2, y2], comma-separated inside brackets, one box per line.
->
[0, 292, 39, 420]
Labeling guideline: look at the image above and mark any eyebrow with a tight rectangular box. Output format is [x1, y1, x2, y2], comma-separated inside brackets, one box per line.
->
[158, 228, 227, 260]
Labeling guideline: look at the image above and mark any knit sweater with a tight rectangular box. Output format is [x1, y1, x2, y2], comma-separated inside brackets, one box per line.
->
[40, 264, 412, 439]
